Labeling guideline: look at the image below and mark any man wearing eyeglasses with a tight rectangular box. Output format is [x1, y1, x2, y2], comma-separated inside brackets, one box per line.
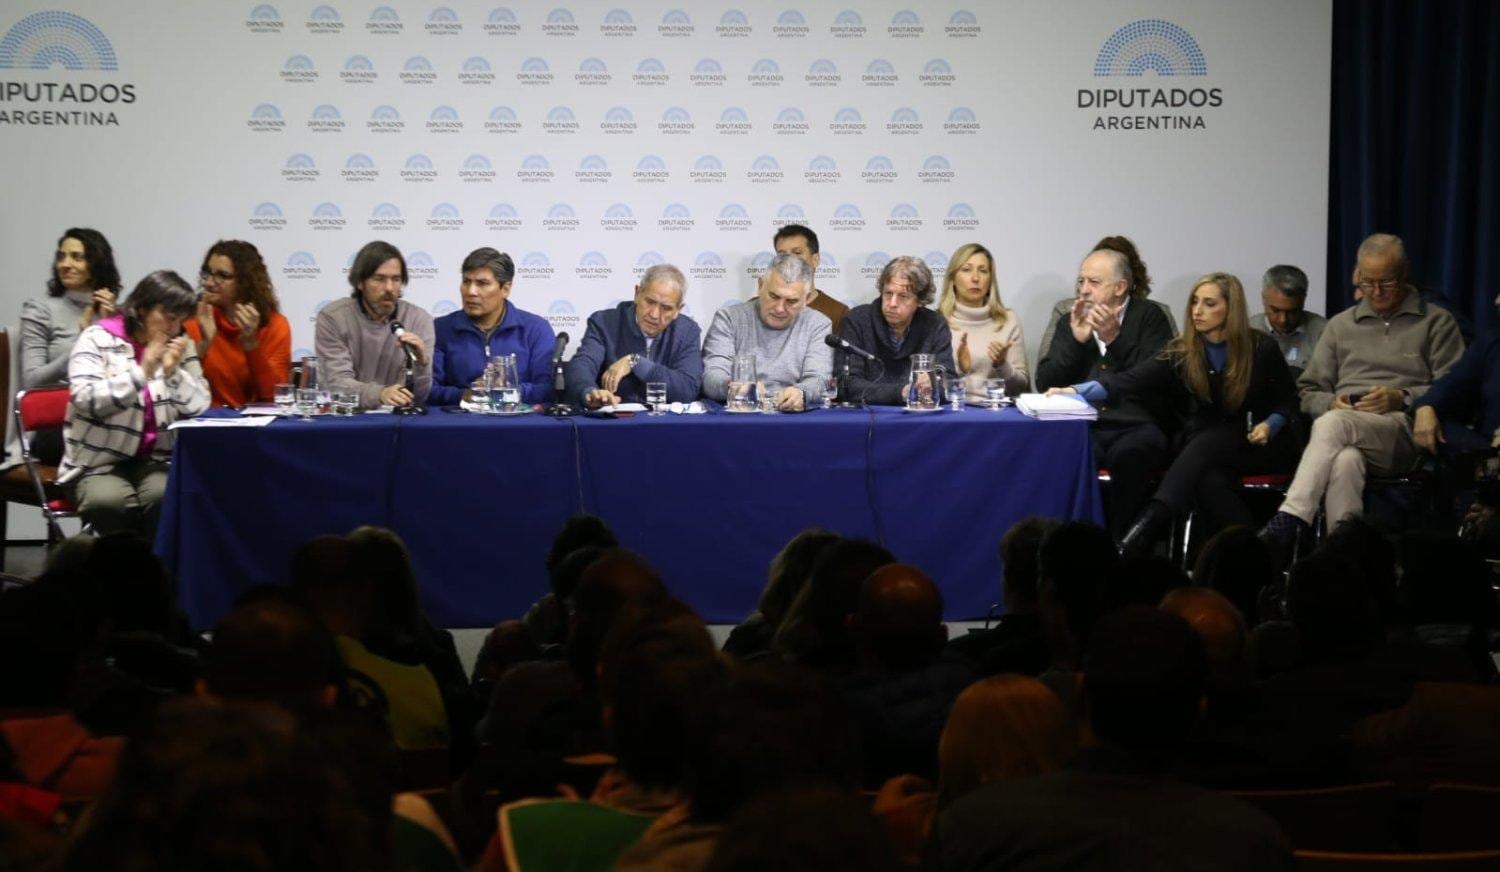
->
[1260, 233, 1465, 552]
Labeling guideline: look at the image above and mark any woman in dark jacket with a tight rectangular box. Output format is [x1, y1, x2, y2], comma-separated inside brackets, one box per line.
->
[1052, 272, 1302, 554]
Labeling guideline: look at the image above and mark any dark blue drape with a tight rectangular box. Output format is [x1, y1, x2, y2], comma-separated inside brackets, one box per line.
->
[1328, 0, 1500, 335]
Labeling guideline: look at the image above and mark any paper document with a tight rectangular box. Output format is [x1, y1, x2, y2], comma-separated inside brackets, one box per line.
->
[169, 415, 278, 430]
[1015, 393, 1099, 421]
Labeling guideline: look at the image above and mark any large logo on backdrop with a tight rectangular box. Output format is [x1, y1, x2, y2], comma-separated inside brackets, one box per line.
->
[1081, 19, 1220, 131]
[0, 10, 135, 127]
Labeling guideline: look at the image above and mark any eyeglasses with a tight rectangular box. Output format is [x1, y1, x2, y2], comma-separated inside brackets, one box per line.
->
[1355, 279, 1400, 294]
[200, 269, 236, 283]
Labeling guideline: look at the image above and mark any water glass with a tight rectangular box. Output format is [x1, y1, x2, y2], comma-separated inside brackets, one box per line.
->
[759, 381, 780, 414]
[295, 387, 319, 420]
[646, 381, 667, 415]
[949, 378, 967, 412]
[469, 376, 491, 412]
[273, 383, 295, 417]
[822, 375, 839, 409]
[314, 387, 332, 415]
[727, 355, 758, 412]
[985, 378, 1005, 410]
[332, 390, 359, 416]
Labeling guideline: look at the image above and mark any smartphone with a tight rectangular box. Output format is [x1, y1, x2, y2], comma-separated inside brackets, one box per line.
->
[1346, 392, 1365, 405]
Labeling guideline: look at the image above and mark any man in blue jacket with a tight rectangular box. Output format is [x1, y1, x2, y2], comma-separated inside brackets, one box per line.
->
[564, 263, 703, 408]
[1413, 289, 1500, 457]
[430, 248, 555, 406]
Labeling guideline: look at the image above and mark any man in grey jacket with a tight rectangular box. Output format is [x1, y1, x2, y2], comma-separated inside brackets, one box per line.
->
[314, 240, 435, 411]
[1261, 234, 1465, 548]
[700, 253, 832, 411]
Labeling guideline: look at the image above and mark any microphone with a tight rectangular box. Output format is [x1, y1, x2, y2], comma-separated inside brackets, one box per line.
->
[550, 332, 570, 367]
[390, 320, 417, 366]
[824, 333, 878, 362]
[551, 332, 570, 395]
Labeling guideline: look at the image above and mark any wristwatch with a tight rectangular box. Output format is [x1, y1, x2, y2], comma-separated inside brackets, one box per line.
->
[1401, 389, 1413, 411]
[629, 353, 642, 370]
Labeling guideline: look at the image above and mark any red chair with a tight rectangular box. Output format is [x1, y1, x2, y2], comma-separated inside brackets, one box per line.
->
[1295, 849, 1500, 870]
[13, 387, 81, 543]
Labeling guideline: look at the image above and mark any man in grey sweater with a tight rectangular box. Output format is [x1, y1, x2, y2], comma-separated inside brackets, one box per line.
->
[701, 253, 832, 411]
[1261, 234, 1464, 548]
[315, 240, 435, 411]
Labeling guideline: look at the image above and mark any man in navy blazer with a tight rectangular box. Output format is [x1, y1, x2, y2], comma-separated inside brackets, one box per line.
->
[564, 263, 703, 408]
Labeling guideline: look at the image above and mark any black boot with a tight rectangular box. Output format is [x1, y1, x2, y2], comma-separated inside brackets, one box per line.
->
[1118, 501, 1174, 559]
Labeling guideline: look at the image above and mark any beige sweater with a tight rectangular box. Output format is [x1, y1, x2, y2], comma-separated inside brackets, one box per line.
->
[946, 304, 1029, 402]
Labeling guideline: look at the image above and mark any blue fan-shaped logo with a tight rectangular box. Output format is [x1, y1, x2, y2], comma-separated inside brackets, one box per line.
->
[465, 155, 492, 170]
[345, 55, 373, 70]
[1095, 19, 1206, 76]
[605, 9, 632, 24]
[834, 204, 862, 218]
[372, 203, 402, 218]
[286, 153, 316, 168]
[835, 107, 862, 123]
[695, 155, 723, 171]
[696, 58, 722, 74]
[866, 59, 895, 76]
[890, 204, 919, 218]
[810, 59, 837, 75]
[948, 107, 977, 123]
[808, 155, 837, 171]
[924, 155, 952, 170]
[371, 105, 400, 120]
[548, 106, 576, 122]
[580, 57, 607, 72]
[521, 57, 549, 72]
[605, 107, 634, 122]
[310, 104, 340, 120]
[892, 10, 921, 26]
[489, 8, 517, 23]
[777, 204, 805, 219]
[287, 251, 317, 267]
[431, 203, 460, 218]
[752, 58, 780, 75]
[950, 10, 978, 25]
[721, 107, 748, 122]
[752, 155, 780, 171]
[313, 202, 342, 218]
[524, 253, 551, 268]
[605, 204, 633, 218]
[521, 155, 550, 170]
[580, 251, 609, 266]
[284, 54, 314, 70]
[696, 252, 723, 267]
[463, 57, 490, 72]
[721, 10, 748, 25]
[662, 10, 691, 25]
[835, 10, 862, 26]
[250, 6, 281, 22]
[662, 203, 692, 218]
[778, 10, 806, 25]
[866, 156, 894, 171]
[490, 106, 518, 121]
[254, 203, 283, 218]
[430, 106, 459, 121]
[866, 252, 890, 267]
[253, 103, 283, 119]
[548, 299, 575, 314]
[948, 203, 976, 218]
[490, 203, 518, 218]
[547, 8, 574, 23]
[580, 155, 608, 170]
[429, 8, 459, 23]
[409, 252, 434, 267]
[891, 108, 920, 123]
[370, 6, 399, 21]
[777, 108, 805, 123]
[720, 204, 749, 218]
[406, 154, 433, 169]
[405, 56, 433, 71]
[548, 203, 576, 218]
[662, 107, 691, 122]
[637, 57, 666, 73]
[346, 154, 374, 168]
[311, 5, 340, 22]
[752, 252, 775, 270]
[637, 251, 666, 267]
[637, 155, 667, 170]
[924, 59, 951, 75]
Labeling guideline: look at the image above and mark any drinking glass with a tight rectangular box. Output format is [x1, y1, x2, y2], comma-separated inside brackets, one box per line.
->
[332, 390, 358, 416]
[468, 376, 491, 412]
[727, 355, 758, 412]
[985, 378, 1005, 410]
[949, 378, 967, 412]
[273, 383, 295, 417]
[759, 382, 781, 414]
[645, 381, 667, 415]
[295, 387, 319, 421]
[822, 375, 839, 409]
[314, 386, 332, 415]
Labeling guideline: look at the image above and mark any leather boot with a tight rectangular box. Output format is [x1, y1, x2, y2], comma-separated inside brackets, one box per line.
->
[1118, 500, 1174, 559]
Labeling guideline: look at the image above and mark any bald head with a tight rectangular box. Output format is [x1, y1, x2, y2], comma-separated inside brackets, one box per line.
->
[852, 564, 945, 671]
[1159, 587, 1245, 669]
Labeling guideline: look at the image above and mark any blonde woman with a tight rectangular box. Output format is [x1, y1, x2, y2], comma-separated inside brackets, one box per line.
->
[939, 243, 1029, 402]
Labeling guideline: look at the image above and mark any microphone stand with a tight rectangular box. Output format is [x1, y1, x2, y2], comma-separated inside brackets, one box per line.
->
[834, 352, 862, 408]
[544, 360, 576, 417]
[394, 355, 425, 415]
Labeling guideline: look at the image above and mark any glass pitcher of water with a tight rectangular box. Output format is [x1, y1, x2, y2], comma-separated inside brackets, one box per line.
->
[727, 354, 758, 412]
[906, 353, 939, 410]
[488, 353, 522, 412]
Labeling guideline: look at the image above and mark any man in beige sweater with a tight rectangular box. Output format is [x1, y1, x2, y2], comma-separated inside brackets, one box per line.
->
[1261, 234, 1464, 550]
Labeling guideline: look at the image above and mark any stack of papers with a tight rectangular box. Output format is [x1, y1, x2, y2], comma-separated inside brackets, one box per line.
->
[1015, 393, 1098, 422]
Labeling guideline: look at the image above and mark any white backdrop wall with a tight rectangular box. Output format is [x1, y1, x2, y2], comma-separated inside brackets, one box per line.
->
[0, 0, 1330, 372]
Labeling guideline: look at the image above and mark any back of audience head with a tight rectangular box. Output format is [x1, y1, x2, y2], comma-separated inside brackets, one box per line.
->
[567, 549, 668, 689]
[1000, 517, 1057, 613]
[201, 598, 341, 712]
[1107, 555, 1189, 613]
[1084, 607, 1207, 753]
[471, 619, 542, 695]
[546, 514, 618, 577]
[289, 535, 368, 636]
[347, 525, 424, 652]
[1192, 526, 1275, 623]
[772, 539, 896, 671]
[63, 698, 386, 872]
[598, 598, 725, 792]
[706, 784, 899, 872]
[760, 528, 842, 629]
[689, 662, 861, 824]
[938, 675, 1075, 809]
[1318, 517, 1399, 621]
[1287, 549, 1382, 658]
[850, 564, 946, 672]
[1159, 587, 1247, 690]
[1037, 522, 1118, 661]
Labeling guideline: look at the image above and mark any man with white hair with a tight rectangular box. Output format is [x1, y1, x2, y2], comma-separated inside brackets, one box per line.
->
[700, 253, 832, 411]
[564, 263, 702, 409]
[1260, 233, 1465, 553]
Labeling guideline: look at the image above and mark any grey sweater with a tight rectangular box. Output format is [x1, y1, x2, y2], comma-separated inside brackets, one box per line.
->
[314, 297, 435, 410]
[1297, 289, 1464, 417]
[20, 293, 91, 388]
[700, 300, 833, 403]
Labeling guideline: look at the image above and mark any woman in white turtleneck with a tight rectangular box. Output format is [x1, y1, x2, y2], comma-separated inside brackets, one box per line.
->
[9, 228, 121, 467]
[938, 243, 1029, 403]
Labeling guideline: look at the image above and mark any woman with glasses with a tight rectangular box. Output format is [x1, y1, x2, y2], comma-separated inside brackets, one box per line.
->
[182, 240, 291, 407]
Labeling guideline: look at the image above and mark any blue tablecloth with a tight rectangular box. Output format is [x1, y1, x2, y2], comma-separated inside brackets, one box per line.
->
[157, 406, 1102, 629]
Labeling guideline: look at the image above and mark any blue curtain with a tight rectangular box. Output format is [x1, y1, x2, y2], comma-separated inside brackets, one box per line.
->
[1328, 0, 1500, 336]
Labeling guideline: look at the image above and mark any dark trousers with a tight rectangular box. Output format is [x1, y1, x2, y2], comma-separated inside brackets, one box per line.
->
[1094, 422, 1169, 539]
[1153, 423, 1302, 536]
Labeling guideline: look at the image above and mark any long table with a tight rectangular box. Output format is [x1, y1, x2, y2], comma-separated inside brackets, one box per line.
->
[157, 406, 1102, 629]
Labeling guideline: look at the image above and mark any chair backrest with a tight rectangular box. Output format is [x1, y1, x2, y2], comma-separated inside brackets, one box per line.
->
[16, 386, 71, 434]
[1229, 782, 1401, 852]
[1421, 784, 1500, 852]
[1295, 849, 1500, 870]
